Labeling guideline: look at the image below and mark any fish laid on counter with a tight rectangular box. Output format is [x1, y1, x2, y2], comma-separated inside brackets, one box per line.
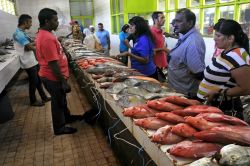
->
[117, 94, 146, 108]
[196, 113, 249, 126]
[106, 82, 128, 94]
[171, 123, 198, 138]
[215, 144, 250, 166]
[134, 117, 172, 130]
[188, 157, 219, 166]
[121, 78, 143, 86]
[151, 125, 184, 145]
[194, 126, 250, 145]
[164, 96, 201, 106]
[147, 99, 184, 112]
[127, 75, 160, 83]
[172, 105, 223, 117]
[122, 105, 158, 119]
[185, 116, 230, 131]
[117, 87, 150, 98]
[135, 81, 162, 93]
[155, 112, 185, 124]
[168, 140, 222, 159]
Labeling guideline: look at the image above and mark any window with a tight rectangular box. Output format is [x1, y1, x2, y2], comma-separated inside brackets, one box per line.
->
[205, 0, 215, 5]
[179, 0, 186, 8]
[219, 6, 234, 20]
[203, 8, 215, 36]
[110, 0, 124, 33]
[239, 4, 250, 38]
[158, 0, 165, 11]
[169, 12, 175, 33]
[0, 0, 16, 15]
[70, 0, 94, 28]
[191, 0, 200, 7]
[169, 0, 175, 10]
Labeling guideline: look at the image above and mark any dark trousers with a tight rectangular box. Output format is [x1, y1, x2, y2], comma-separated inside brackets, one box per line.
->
[25, 65, 47, 103]
[41, 78, 69, 133]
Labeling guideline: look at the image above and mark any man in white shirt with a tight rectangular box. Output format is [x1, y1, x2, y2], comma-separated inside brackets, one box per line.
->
[13, 14, 50, 106]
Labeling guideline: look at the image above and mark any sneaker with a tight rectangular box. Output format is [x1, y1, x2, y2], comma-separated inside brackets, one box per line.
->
[54, 127, 77, 135]
[42, 97, 51, 103]
[30, 101, 44, 107]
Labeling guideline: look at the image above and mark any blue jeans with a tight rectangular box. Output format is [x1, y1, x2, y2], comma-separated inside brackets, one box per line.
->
[41, 78, 69, 133]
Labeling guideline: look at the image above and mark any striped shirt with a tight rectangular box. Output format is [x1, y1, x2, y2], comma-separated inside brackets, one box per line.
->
[198, 47, 250, 99]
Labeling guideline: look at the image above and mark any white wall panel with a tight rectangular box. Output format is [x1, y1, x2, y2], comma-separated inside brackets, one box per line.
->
[0, 10, 17, 42]
[15, 0, 71, 37]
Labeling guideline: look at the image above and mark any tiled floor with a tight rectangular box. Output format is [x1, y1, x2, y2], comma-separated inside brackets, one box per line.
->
[0, 71, 121, 166]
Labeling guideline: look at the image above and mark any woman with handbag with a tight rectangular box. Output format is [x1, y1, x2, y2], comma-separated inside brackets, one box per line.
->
[197, 19, 250, 119]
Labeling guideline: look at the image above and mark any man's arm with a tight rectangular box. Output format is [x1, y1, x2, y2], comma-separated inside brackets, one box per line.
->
[24, 42, 36, 52]
[48, 61, 71, 93]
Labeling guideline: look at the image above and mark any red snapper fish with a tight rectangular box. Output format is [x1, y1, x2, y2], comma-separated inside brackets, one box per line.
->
[151, 125, 184, 145]
[155, 112, 185, 124]
[147, 99, 184, 112]
[185, 116, 230, 131]
[134, 117, 173, 130]
[171, 123, 198, 138]
[164, 96, 201, 106]
[172, 105, 223, 116]
[168, 140, 222, 159]
[194, 126, 250, 145]
[196, 113, 249, 126]
[122, 105, 158, 119]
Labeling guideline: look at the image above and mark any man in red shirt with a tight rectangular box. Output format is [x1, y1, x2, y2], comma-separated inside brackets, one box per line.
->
[151, 11, 169, 80]
[36, 8, 77, 135]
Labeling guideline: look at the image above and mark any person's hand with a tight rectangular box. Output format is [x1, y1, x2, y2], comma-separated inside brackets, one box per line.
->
[62, 81, 71, 93]
[58, 36, 65, 42]
[117, 52, 129, 58]
[204, 90, 220, 104]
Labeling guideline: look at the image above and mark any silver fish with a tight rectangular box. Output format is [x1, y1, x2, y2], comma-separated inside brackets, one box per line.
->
[188, 157, 219, 166]
[136, 81, 162, 93]
[106, 83, 128, 94]
[218, 144, 250, 166]
[117, 94, 146, 108]
[117, 87, 150, 97]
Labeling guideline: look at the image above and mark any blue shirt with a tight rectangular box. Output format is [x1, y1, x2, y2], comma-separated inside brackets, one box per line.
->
[168, 28, 206, 96]
[131, 35, 156, 76]
[96, 30, 110, 48]
[119, 31, 129, 52]
[13, 28, 31, 46]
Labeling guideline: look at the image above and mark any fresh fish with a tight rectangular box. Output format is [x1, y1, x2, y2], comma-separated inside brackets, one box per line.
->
[216, 144, 250, 166]
[117, 94, 146, 108]
[117, 87, 150, 97]
[122, 78, 143, 86]
[136, 81, 162, 93]
[134, 117, 172, 130]
[173, 105, 223, 117]
[164, 96, 201, 106]
[188, 157, 219, 166]
[168, 140, 222, 159]
[155, 112, 185, 124]
[147, 99, 184, 112]
[185, 116, 230, 131]
[127, 75, 160, 83]
[106, 83, 128, 94]
[122, 105, 158, 119]
[144, 92, 170, 100]
[151, 125, 184, 145]
[196, 113, 249, 126]
[171, 123, 198, 138]
[194, 126, 250, 145]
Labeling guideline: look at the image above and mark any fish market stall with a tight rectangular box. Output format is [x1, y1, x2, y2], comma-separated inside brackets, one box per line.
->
[62, 38, 250, 166]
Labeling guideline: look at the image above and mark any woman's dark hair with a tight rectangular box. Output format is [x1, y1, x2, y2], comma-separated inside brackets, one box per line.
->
[38, 8, 57, 27]
[128, 16, 153, 42]
[18, 14, 32, 26]
[121, 24, 129, 33]
[214, 19, 249, 54]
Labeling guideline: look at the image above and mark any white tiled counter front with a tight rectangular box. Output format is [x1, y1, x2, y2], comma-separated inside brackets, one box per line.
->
[0, 50, 20, 93]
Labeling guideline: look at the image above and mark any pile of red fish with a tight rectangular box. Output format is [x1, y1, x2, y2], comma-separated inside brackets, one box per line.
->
[76, 57, 115, 69]
[122, 96, 250, 159]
